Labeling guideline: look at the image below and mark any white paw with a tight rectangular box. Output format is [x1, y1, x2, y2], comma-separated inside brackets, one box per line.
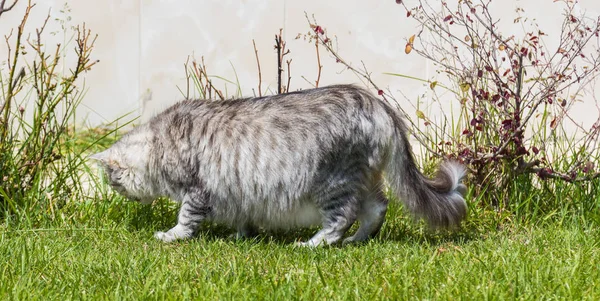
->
[295, 240, 320, 247]
[154, 231, 173, 242]
[154, 225, 194, 243]
[154, 230, 187, 243]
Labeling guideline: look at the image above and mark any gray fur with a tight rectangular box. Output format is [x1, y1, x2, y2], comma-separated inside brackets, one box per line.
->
[91, 84, 467, 246]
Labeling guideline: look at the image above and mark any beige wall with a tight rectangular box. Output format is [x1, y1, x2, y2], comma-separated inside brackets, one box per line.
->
[2, 0, 599, 131]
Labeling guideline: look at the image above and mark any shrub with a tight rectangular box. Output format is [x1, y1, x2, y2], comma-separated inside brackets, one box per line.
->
[306, 0, 600, 208]
[0, 0, 98, 218]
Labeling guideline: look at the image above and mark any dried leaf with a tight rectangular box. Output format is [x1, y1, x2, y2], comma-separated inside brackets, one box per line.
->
[429, 81, 438, 90]
[405, 43, 413, 54]
[408, 34, 415, 44]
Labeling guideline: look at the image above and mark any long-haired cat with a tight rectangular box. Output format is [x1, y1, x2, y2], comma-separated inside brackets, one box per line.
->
[91, 85, 467, 246]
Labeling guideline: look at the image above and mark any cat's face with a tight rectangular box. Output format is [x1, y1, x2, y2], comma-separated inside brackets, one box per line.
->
[90, 134, 156, 204]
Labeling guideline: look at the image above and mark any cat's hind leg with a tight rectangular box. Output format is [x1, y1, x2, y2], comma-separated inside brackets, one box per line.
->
[297, 210, 356, 247]
[297, 182, 359, 247]
[155, 192, 210, 243]
[343, 187, 388, 244]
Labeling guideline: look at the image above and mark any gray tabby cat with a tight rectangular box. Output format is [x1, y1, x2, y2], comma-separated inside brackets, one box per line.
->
[91, 84, 467, 246]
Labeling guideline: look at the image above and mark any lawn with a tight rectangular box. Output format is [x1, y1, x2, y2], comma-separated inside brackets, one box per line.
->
[1, 128, 599, 299]
[2, 0, 600, 299]
[1, 197, 599, 300]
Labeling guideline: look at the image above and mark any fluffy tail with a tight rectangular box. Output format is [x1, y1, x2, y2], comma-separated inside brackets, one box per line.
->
[385, 123, 468, 228]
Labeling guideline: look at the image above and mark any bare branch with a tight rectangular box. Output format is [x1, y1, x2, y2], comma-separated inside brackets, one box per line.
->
[275, 34, 282, 94]
[0, 0, 19, 18]
[274, 29, 291, 94]
[191, 58, 224, 101]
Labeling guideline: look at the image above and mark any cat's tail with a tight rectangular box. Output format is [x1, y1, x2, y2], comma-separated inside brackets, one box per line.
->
[384, 115, 468, 228]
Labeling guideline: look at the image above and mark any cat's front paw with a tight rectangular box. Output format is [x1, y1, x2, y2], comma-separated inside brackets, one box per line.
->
[154, 231, 174, 242]
[295, 240, 320, 248]
[154, 224, 194, 242]
[153, 229, 189, 242]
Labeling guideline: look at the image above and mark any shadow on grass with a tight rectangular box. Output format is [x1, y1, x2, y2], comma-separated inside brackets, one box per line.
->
[185, 219, 483, 248]
[120, 200, 484, 247]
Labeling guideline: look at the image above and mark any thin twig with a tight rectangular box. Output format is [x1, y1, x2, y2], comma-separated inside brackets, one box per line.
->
[530, 166, 600, 183]
[0, 0, 18, 18]
[314, 39, 322, 88]
[275, 33, 282, 94]
[286, 59, 292, 93]
[184, 56, 191, 99]
[252, 39, 262, 97]
[11, 66, 25, 89]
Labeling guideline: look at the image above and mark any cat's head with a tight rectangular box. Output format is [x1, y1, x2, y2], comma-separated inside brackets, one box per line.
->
[90, 131, 156, 204]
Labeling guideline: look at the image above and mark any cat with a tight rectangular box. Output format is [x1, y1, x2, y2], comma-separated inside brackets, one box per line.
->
[90, 84, 467, 246]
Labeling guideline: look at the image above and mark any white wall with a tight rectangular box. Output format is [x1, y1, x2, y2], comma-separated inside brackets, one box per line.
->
[2, 0, 599, 131]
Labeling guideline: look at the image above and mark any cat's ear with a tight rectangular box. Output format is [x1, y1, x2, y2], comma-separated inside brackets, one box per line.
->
[88, 149, 111, 164]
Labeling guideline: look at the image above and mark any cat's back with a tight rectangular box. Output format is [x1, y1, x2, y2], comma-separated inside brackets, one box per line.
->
[156, 84, 380, 119]
[147, 84, 391, 160]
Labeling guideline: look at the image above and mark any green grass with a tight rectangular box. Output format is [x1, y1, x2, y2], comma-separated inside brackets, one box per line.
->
[1, 130, 600, 300]
[1, 197, 600, 300]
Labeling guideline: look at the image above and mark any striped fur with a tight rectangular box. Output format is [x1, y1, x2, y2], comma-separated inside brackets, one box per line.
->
[91, 84, 467, 246]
